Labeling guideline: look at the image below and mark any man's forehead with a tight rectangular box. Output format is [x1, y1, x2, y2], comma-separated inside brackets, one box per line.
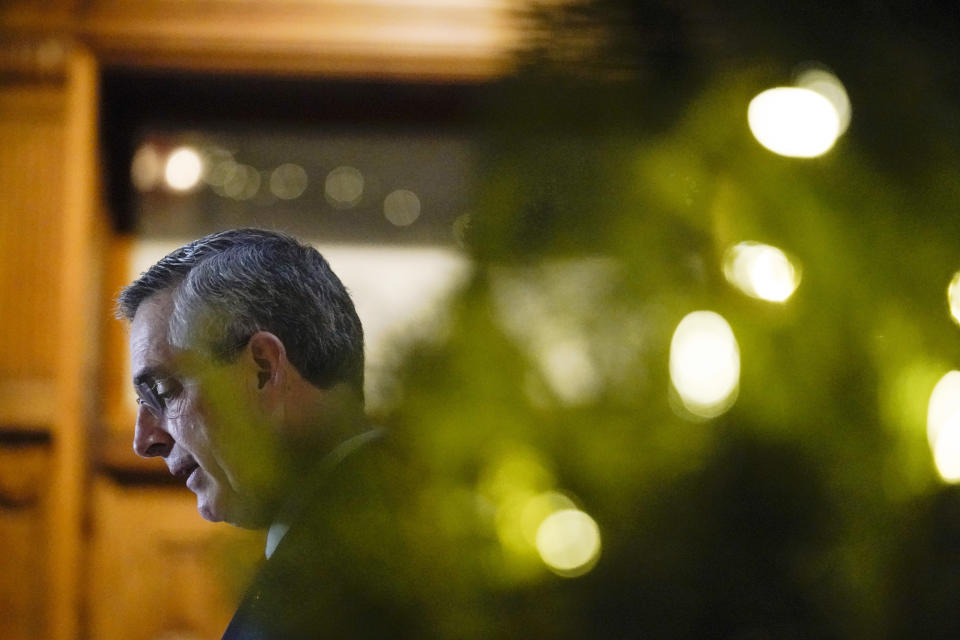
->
[130, 290, 225, 381]
[131, 289, 174, 334]
[129, 291, 178, 379]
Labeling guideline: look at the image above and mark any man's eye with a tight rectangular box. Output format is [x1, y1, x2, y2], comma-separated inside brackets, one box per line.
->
[154, 380, 181, 401]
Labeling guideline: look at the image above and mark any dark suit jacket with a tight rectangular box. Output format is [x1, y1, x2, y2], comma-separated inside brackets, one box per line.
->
[222, 430, 426, 639]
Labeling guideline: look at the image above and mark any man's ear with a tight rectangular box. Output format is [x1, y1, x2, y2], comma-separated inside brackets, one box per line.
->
[246, 331, 287, 391]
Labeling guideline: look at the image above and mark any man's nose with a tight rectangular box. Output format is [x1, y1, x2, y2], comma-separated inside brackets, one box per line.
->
[132, 405, 174, 457]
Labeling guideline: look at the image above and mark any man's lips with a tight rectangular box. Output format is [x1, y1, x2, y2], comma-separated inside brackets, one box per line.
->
[171, 461, 199, 481]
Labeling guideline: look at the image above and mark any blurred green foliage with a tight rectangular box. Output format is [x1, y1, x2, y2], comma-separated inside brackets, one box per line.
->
[367, 2, 960, 638]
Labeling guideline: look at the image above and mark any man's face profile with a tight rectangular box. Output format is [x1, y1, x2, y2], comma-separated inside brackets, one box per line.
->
[120, 229, 366, 536]
[129, 290, 268, 527]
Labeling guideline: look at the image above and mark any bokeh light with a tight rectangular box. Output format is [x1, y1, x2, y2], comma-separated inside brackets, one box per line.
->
[478, 446, 555, 507]
[325, 165, 364, 207]
[205, 158, 236, 190]
[669, 311, 740, 418]
[747, 87, 841, 158]
[130, 143, 162, 192]
[384, 189, 422, 226]
[222, 163, 261, 200]
[933, 416, 960, 483]
[269, 163, 309, 200]
[521, 491, 577, 547]
[927, 371, 960, 483]
[537, 335, 600, 405]
[947, 271, 960, 325]
[478, 446, 560, 571]
[163, 146, 204, 191]
[723, 241, 801, 302]
[535, 509, 601, 577]
[796, 68, 851, 135]
[927, 371, 960, 447]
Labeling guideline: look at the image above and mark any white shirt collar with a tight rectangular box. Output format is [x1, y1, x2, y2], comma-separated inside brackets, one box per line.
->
[264, 521, 290, 559]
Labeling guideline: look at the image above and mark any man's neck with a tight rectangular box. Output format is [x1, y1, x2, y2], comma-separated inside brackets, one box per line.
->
[264, 427, 384, 559]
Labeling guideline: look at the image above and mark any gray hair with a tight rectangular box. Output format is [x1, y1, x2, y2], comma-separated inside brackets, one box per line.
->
[116, 228, 364, 394]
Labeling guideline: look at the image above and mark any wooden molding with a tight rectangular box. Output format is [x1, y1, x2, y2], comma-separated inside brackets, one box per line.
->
[1, 0, 527, 80]
[83, 0, 522, 79]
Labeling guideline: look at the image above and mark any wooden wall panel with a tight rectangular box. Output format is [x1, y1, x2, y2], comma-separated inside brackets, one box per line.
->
[88, 478, 262, 640]
[0, 442, 51, 640]
[0, 85, 65, 386]
[0, 47, 106, 640]
[46, 47, 102, 640]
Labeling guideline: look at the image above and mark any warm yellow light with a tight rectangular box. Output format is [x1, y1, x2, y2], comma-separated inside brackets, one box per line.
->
[536, 509, 601, 577]
[796, 68, 851, 135]
[269, 163, 308, 200]
[206, 159, 236, 189]
[130, 143, 162, 192]
[478, 447, 554, 506]
[325, 166, 364, 207]
[934, 416, 960, 483]
[384, 189, 422, 226]
[927, 371, 960, 483]
[723, 241, 801, 302]
[164, 146, 204, 191]
[479, 447, 557, 561]
[520, 491, 576, 547]
[947, 272, 960, 325]
[495, 492, 537, 555]
[538, 335, 599, 406]
[927, 371, 960, 447]
[669, 311, 740, 418]
[748, 87, 841, 158]
[222, 164, 261, 200]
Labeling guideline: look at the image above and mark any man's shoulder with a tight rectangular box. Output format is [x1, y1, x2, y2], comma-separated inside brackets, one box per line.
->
[227, 428, 425, 639]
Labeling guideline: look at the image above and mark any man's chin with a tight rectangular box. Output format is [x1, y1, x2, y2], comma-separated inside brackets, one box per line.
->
[196, 496, 225, 523]
[196, 493, 269, 529]
[193, 484, 232, 523]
